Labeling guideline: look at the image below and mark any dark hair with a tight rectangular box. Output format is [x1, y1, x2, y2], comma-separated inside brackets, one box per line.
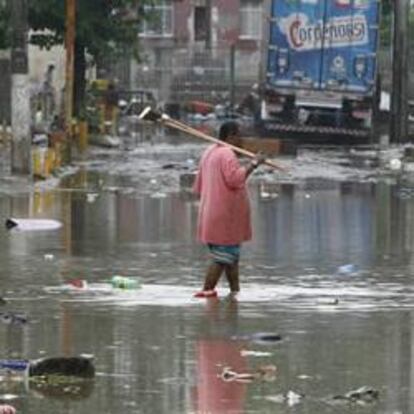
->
[219, 121, 239, 141]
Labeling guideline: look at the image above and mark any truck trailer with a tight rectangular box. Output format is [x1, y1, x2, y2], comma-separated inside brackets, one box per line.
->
[258, 0, 381, 140]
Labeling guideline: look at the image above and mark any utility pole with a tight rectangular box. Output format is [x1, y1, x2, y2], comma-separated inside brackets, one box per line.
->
[64, 0, 76, 161]
[390, 0, 410, 143]
[229, 44, 236, 113]
[10, 0, 31, 175]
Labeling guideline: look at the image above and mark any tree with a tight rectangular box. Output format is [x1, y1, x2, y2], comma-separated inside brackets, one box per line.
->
[27, 0, 154, 117]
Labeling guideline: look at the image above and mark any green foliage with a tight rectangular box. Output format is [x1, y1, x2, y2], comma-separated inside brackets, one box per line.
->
[0, 2, 9, 50]
[380, 0, 392, 47]
[27, 0, 152, 61]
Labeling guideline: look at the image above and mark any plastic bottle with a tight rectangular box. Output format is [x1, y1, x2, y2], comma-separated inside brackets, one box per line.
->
[110, 276, 140, 289]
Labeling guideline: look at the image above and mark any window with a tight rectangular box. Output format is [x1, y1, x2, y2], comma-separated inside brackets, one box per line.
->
[140, 0, 173, 37]
[239, 0, 262, 39]
[194, 7, 208, 42]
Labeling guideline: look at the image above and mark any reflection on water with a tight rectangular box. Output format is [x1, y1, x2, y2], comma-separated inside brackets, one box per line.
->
[2, 165, 414, 412]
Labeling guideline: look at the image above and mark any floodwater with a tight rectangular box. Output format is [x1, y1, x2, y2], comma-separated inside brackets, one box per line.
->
[1, 133, 414, 413]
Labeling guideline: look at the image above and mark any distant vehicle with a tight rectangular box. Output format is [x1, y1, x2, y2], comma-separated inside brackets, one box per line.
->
[258, 0, 381, 140]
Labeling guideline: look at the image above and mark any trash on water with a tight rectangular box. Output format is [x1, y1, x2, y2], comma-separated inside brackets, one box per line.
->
[316, 298, 339, 305]
[110, 276, 141, 289]
[332, 386, 379, 403]
[389, 158, 402, 171]
[264, 390, 303, 406]
[5, 218, 62, 232]
[219, 364, 276, 383]
[286, 390, 303, 407]
[337, 264, 357, 275]
[0, 313, 27, 325]
[240, 350, 273, 357]
[250, 333, 283, 343]
[29, 355, 95, 378]
[86, 193, 99, 203]
[66, 279, 89, 290]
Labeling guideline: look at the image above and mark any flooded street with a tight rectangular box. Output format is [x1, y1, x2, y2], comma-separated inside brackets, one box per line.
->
[1, 133, 414, 413]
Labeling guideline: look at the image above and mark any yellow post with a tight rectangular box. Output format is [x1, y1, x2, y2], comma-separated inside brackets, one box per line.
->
[78, 120, 89, 152]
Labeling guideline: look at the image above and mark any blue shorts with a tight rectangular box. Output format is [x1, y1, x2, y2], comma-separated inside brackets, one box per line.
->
[208, 244, 240, 265]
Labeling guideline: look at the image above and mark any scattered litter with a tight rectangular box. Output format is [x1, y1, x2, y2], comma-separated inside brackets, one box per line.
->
[110, 276, 141, 290]
[5, 218, 62, 231]
[250, 333, 283, 344]
[0, 313, 27, 325]
[219, 364, 276, 383]
[316, 298, 339, 305]
[297, 374, 312, 380]
[44, 254, 54, 261]
[240, 350, 273, 357]
[161, 163, 178, 170]
[29, 355, 95, 378]
[389, 158, 402, 171]
[337, 264, 357, 275]
[305, 193, 311, 199]
[86, 193, 99, 203]
[286, 390, 303, 407]
[265, 390, 303, 406]
[150, 179, 157, 185]
[264, 394, 285, 404]
[66, 279, 89, 290]
[333, 386, 379, 404]
[0, 360, 29, 371]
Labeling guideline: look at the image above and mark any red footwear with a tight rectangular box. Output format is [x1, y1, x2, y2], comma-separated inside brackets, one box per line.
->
[193, 289, 218, 298]
[67, 279, 87, 289]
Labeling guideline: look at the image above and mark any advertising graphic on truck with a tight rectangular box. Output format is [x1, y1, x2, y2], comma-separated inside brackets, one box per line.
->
[259, 0, 381, 139]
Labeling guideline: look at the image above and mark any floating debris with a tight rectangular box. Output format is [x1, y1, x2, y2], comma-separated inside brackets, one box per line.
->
[5, 218, 62, 231]
[240, 350, 273, 357]
[219, 364, 276, 383]
[265, 390, 304, 406]
[110, 276, 141, 290]
[332, 386, 379, 404]
[86, 193, 99, 203]
[29, 356, 95, 378]
[337, 264, 357, 275]
[66, 279, 89, 290]
[286, 390, 303, 407]
[0, 313, 27, 325]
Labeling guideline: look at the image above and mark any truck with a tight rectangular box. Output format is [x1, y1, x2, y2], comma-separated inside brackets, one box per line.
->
[258, 0, 381, 140]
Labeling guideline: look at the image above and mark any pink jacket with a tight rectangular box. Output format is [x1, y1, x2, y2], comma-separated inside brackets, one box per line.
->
[193, 144, 252, 245]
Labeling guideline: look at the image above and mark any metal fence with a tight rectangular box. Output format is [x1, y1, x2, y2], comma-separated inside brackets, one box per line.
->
[132, 45, 262, 105]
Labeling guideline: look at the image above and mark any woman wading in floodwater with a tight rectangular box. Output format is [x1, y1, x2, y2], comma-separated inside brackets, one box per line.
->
[193, 121, 265, 298]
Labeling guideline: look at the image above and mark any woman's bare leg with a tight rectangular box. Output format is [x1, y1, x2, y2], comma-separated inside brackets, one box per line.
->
[203, 262, 224, 291]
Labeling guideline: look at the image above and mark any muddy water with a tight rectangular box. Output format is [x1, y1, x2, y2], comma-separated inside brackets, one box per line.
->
[0, 142, 414, 413]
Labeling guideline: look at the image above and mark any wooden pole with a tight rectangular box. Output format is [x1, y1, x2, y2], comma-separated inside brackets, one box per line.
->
[64, 0, 76, 160]
[163, 117, 285, 171]
[390, 0, 410, 143]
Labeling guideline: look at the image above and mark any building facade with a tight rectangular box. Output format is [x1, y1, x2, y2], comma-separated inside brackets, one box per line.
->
[131, 0, 267, 105]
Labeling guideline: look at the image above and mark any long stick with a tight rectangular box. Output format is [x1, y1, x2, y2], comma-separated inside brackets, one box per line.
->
[163, 117, 285, 171]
